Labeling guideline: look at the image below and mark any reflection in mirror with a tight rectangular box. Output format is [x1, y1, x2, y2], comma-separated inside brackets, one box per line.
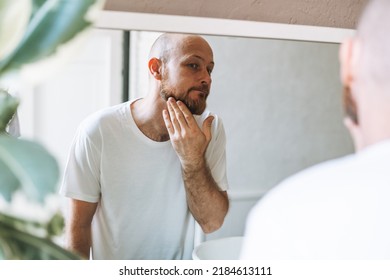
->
[128, 30, 354, 240]
[130, 30, 354, 190]
[129, 31, 353, 241]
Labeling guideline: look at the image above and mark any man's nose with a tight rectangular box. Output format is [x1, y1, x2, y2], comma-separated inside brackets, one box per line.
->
[200, 69, 212, 85]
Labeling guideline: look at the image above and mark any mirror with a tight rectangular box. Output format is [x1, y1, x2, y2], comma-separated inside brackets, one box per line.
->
[99, 12, 354, 239]
[127, 31, 354, 198]
[94, 11, 355, 196]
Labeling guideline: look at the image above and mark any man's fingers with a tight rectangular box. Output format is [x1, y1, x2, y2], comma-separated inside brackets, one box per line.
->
[162, 109, 174, 135]
[167, 98, 181, 133]
[168, 98, 189, 129]
[177, 100, 196, 127]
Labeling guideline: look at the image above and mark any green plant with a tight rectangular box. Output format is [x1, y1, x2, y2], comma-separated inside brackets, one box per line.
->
[0, 0, 105, 259]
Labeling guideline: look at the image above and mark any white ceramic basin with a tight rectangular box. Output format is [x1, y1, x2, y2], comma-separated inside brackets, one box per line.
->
[192, 236, 244, 260]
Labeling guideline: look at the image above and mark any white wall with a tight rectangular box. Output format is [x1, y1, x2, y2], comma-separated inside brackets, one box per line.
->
[205, 34, 354, 240]
[18, 29, 124, 181]
[205, 34, 354, 193]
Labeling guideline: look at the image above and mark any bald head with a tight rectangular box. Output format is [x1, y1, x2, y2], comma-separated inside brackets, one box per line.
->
[341, 0, 390, 150]
[356, 0, 390, 92]
[149, 33, 213, 64]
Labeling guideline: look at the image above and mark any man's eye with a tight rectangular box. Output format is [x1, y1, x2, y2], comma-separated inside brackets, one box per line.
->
[188, 63, 199, 69]
[207, 68, 213, 75]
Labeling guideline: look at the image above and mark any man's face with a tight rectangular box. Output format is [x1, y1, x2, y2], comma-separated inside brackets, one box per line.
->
[160, 37, 214, 115]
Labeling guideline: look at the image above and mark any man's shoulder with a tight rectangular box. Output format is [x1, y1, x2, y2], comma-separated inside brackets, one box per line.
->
[81, 102, 128, 129]
[284, 140, 390, 190]
[259, 154, 357, 206]
[289, 154, 357, 184]
[76, 102, 129, 141]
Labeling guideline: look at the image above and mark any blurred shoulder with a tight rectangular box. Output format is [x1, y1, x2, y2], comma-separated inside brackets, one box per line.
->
[79, 102, 129, 133]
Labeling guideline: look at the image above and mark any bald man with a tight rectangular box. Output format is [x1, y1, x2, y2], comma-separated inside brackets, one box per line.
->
[241, 0, 390, 259]
[60, 33, 229, 260]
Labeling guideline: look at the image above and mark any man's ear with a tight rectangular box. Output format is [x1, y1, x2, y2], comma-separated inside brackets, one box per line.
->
[148, 57, 162, 80]
[339, 38, 360, 86]
[339, 38, 354, 85]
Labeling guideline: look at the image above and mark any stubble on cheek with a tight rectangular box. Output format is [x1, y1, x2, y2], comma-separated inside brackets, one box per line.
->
[343, 85, 358, 124]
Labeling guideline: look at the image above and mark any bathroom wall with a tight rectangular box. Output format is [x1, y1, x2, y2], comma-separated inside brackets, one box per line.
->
[18, 29, 124, 175]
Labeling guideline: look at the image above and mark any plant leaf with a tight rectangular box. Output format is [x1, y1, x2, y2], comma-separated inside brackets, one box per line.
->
[0, 89, 19, 133]
[0, 0, 32, 61]
[0, 0, 103, 76]
[0, 216, 80, 259]
[0, 135, 59, 202]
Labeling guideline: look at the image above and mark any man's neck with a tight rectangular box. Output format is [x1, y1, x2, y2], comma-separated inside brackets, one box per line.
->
[130, 95, 170, 142]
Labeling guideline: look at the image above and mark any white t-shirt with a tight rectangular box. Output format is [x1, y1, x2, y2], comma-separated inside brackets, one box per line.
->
[60, 100, 229, 260]
[241, 140, 390, 259]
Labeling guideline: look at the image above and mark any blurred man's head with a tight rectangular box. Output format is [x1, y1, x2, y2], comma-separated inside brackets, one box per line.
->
[340, 0, 390, 150]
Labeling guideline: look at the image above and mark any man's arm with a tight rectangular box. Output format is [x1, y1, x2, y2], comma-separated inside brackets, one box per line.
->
[163, 97, 229, 233]
[65, 199, 98, 259]
[182, 162, 229, 233]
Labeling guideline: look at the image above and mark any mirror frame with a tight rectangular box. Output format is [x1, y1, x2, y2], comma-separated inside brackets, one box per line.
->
[95, 10, 355, 43]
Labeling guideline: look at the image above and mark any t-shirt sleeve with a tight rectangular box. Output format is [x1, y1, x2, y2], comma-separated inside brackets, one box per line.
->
[206, 116, 229, 191]
[60, 122, 101, 203]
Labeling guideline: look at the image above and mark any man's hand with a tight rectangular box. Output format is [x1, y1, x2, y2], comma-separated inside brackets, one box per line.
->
[162, 97, 214, 170]
[162, 97, 228, 233]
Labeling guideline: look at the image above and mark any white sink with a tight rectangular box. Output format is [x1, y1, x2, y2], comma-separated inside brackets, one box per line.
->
[192, 236, 244, 260]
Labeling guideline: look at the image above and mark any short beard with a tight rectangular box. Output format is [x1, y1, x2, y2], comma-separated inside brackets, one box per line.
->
[160, 85, 208, 115]
[342, 85, 358, 124]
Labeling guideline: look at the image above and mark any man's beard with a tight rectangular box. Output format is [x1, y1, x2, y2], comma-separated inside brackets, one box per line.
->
[160, 83, 209, 115]
[343, 85, 358, 124]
